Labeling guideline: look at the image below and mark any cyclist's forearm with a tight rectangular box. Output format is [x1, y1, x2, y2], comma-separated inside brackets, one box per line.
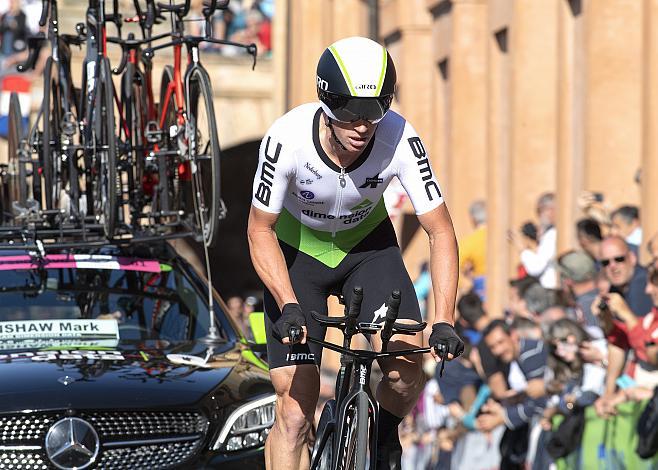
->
[427, 226, 458, 326]
[248, 228, 298, 309]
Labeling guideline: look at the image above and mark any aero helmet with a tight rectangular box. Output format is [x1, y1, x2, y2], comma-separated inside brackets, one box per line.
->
[316, 36, 396, 124]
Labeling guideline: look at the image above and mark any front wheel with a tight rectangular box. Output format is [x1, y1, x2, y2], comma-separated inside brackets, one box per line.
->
[337, 393, 370, 470]
[312, 399, 336, 470]
[186, 66, 222, 248]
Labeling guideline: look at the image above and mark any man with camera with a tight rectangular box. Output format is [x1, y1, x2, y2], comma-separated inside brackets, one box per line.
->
[591, 235, 653, 417]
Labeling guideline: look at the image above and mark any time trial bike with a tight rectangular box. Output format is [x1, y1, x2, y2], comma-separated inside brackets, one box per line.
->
[288, 287, 448, 470]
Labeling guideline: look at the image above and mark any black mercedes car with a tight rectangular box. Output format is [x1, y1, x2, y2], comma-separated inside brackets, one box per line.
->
[0, 240, 273, 469]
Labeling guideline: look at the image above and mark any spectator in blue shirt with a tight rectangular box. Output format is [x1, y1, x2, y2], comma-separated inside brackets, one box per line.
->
[476, 319, 548, 432]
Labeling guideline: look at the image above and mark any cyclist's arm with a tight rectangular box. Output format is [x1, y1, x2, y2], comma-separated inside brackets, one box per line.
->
[248, 120, 297, 309]
[393, 126, 456, 325]
[417, 204, 459, 326]
[247, 206, 297, 309]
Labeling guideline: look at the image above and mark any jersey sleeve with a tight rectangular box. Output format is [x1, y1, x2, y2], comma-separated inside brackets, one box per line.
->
[251, 123, 295, 214]
[394, 122, 445, 215]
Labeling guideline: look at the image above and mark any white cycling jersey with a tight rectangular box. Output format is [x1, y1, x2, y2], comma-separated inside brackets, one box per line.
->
[251, 103, 444, 267]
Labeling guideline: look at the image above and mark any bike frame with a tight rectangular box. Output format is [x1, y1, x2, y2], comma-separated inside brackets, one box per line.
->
[307, 333, 433, 470]
[82, 0, 123, 140]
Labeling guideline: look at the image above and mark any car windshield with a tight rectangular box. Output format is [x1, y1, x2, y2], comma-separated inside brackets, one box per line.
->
[0, 254, 228, 348]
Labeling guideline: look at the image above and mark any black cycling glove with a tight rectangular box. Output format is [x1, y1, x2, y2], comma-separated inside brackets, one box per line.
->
[429, 323, 464, 376]
[273, 303, 306, 343]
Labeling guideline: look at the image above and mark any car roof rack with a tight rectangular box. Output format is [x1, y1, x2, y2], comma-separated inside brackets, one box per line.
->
[0, 211, 198, 252]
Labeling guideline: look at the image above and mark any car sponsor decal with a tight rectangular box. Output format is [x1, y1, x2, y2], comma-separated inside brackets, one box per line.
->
[0, 350, 125, 362]
[0, 254, 163, 273]
[1, 339, 120, 350]
[0, 319, 119, 341]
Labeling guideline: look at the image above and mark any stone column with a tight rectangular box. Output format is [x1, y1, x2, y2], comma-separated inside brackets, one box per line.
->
[486, 24, 511, 318]
[584, 0, 643, 207]
[445, 0, 488, 240]
[642, 0, 658, 262]
[556, 0, 585, 253]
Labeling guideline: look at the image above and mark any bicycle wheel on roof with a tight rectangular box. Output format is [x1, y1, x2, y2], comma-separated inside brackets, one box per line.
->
[121, 61, 149, 225]
[41, 56, 61, 212]
[186, 65, 223, 248]
[92, 57, 118, 238]
[6, 92, 28, 216]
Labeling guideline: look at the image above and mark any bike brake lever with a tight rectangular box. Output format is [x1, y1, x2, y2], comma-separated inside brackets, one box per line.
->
[288, 325, 301, 344]
[287, 325, 301, 357]
[436, 344, 448, 377]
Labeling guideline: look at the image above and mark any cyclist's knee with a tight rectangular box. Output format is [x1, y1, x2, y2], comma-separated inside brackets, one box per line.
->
[380, 356, 425, 395]
[275, 393, 316, 437]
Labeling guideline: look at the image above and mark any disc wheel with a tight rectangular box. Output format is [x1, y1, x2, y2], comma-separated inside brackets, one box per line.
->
[5, 92, 27, 222]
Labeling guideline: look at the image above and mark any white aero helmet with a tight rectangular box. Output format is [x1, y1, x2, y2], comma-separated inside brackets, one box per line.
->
[316, 36, 396, 124]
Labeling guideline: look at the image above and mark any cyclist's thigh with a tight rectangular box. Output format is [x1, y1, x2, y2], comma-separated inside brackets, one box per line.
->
[342, 245, 422, 326]
[264, 243, 333, 370]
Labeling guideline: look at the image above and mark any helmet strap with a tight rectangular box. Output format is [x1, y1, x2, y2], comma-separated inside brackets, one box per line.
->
[325, 115, 348, 152]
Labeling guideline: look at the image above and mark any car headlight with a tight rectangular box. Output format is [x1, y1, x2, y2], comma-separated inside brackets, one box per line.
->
[212, 394, 276, 451]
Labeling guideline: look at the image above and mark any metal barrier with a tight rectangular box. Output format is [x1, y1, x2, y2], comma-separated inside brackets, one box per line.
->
[556, 401, 658, 469]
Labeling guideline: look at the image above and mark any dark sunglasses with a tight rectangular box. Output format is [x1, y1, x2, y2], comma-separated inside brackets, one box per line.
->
[600, 255, 626, 267]
[319, 90, 393, 124]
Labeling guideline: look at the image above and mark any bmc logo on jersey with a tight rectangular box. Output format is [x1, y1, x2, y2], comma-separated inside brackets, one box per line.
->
[255, 136, 282, 207]
[407, 137, 441, 201]
[300, 190, 315, 200]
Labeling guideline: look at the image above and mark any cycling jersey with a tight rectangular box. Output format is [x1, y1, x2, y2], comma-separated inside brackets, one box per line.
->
[251, 103, 445, 268]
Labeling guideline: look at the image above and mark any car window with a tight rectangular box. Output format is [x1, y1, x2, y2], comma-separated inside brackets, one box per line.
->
[0, 263, 227, 343]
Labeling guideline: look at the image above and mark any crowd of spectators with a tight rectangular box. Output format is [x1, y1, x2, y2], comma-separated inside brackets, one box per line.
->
[398, 193, 658, 469]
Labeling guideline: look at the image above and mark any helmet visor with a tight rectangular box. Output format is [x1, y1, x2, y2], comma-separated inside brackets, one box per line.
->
[319, 91, 393, 124]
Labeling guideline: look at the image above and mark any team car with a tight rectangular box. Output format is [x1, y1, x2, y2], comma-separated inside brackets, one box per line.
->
[0, 240, 273, 470]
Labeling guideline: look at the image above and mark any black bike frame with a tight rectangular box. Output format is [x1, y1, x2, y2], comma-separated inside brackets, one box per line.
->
[307, 333, 433, 470]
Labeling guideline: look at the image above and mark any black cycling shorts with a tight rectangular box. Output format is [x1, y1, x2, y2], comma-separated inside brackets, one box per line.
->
[264, 219, 422, 369]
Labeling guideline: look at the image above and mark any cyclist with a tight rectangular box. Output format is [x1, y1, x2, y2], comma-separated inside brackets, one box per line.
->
[247, 36, 465, 470]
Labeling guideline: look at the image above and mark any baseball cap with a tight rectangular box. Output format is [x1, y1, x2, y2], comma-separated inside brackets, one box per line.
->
[557, 251, 597, 282]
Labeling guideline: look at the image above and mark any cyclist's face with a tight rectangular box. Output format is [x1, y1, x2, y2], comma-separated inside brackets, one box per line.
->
[330, 119, 377, 153]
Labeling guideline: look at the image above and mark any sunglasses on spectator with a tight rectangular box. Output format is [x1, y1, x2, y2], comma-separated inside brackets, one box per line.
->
[600, 255, 626, 267]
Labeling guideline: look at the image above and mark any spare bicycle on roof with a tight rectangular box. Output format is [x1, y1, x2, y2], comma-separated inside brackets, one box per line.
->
[4, 0, 257, 250]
